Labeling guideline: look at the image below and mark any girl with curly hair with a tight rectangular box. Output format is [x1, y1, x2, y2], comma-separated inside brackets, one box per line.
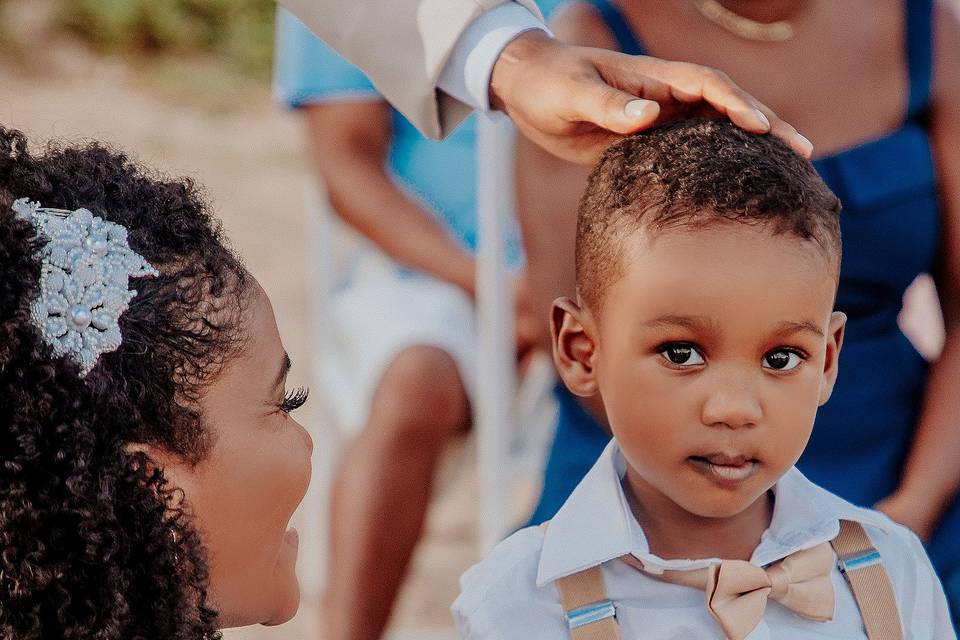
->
[0, 124, 313, 639]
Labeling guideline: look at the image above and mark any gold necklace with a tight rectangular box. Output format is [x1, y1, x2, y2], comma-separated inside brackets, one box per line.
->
[690, 0, 795, 42]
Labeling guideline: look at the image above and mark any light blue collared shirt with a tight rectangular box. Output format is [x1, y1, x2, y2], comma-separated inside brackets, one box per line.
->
[453, 440, 954, 639]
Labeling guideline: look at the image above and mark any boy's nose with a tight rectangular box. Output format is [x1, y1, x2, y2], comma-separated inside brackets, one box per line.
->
[700, 383, 762, 429]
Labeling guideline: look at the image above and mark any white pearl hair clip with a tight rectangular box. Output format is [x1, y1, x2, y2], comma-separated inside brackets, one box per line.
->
[13, 198, 159, 377]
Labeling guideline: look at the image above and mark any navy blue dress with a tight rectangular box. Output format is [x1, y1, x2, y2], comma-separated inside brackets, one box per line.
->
[529, 0, 960, 618]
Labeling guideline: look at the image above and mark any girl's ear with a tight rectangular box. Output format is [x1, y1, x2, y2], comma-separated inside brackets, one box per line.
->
[551, 297, 599, 397]
[124, 443, 196, 502]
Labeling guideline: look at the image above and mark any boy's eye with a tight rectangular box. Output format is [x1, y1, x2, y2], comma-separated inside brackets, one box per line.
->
[762, 349, 804, 371]
[659, 344, 705, 367]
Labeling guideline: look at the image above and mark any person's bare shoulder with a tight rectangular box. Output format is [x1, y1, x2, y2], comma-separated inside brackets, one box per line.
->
[550, 1, 620, 50]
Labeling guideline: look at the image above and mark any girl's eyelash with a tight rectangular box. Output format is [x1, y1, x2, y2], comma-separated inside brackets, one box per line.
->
[280, 386, 309, 413]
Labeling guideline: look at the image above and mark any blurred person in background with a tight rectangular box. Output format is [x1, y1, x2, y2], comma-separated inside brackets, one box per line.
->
[273, 10, 537, 640]
[517, 0, 960, 621]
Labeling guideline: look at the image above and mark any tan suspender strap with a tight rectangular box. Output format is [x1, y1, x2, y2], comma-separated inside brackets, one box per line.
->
[540, 521, 622, 640]
[830, 519, 904, 640]
[555, 567, 622, 640]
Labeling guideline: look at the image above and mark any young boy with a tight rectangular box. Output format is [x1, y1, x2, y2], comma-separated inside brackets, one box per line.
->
[452, 120, 954, 639]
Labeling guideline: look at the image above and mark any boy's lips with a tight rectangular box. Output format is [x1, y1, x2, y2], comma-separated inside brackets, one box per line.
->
[687, 453, 759, 485]
[697, 452, 752, 466]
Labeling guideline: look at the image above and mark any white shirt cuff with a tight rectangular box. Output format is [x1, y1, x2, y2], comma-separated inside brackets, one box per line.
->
[437, 3, 549, 113]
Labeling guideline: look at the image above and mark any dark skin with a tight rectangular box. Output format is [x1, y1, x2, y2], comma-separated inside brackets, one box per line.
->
[517, 0, 960, 541]
[552, 224, 845, 560]
[132, 284, 313, 628]
[488, 29, 814, 164]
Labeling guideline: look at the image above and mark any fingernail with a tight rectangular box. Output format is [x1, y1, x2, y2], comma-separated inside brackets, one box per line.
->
[796, 132, 814, 157]
[753, 108, 770, 130]
[625, 99, 658, 119]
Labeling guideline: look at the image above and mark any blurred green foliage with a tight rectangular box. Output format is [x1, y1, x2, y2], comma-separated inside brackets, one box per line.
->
[57, 0, 275, 78]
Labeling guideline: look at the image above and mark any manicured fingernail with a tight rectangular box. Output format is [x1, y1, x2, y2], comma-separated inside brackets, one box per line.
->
[796, 132, 813, 157]
[753, 108, 770, 129]
[625, 99, 658, 119]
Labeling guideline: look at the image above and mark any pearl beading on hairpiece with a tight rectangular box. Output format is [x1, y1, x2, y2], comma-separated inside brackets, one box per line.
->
[13, 198, 159, 377]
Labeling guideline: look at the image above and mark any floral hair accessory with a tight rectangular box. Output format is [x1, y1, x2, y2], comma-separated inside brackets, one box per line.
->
[13, 198, 159, 377]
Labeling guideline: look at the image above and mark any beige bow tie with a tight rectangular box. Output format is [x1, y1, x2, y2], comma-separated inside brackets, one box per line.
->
[621, 543, 836, 640]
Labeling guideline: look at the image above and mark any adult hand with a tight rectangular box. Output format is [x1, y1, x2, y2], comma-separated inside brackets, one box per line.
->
[874, 490, 943, 542]
[489, 30, 812, 165]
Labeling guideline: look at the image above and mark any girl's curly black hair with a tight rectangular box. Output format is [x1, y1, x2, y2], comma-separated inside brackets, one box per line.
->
[0, 125, 254, 639]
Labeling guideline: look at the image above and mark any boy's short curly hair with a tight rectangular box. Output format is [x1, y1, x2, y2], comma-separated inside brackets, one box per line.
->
[0, 126, 252, 639]
[576, 119, 842, 309]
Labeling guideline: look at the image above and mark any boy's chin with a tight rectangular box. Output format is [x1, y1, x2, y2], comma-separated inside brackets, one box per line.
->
[671, 483, 772, 520]
[680, 496, 762, 519]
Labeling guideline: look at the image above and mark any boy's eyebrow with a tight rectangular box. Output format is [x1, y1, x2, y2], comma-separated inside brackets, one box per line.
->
[643, 316, 824, 338]
[771, 320, 825, 338]
[644, 314, 720, 332]
[273, 352, 292, 391]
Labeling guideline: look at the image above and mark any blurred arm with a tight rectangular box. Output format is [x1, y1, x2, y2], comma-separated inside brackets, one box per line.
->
[512, 2, 612, 351]
[303, 100, 476, 295]
[514, 134, 590, 351]
[877, 0, 960, 538]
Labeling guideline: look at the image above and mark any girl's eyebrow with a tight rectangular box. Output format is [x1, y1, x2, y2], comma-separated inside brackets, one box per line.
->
[273, 352, 292, 392]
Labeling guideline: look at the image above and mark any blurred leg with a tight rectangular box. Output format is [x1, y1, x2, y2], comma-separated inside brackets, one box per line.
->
[325, 345, 469, 640]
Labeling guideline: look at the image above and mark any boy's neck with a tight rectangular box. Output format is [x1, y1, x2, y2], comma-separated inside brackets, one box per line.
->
[623, 468, 774, 562]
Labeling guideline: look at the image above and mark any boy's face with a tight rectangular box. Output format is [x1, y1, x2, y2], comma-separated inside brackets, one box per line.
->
[552, 223, 845, 519]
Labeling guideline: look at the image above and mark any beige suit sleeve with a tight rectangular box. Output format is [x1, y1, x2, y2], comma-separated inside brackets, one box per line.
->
[278, 0, 543, 139]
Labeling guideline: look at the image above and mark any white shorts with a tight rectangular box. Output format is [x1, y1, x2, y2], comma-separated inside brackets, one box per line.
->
[314, 269, 477, 436]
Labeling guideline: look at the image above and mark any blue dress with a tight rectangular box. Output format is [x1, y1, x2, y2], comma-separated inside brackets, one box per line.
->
[529, 0, 960, 618]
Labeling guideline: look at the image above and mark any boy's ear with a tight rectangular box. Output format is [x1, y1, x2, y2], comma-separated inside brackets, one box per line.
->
[818, 311, 847, 406]
[551, 296, 599, 397]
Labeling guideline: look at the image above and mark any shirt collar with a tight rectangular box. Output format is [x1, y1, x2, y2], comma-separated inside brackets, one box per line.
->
[536, 439, 893, 587]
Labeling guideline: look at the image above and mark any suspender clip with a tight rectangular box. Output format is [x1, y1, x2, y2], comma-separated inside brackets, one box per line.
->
[566, 599, 616, 630]
[837, 549, 882, 574]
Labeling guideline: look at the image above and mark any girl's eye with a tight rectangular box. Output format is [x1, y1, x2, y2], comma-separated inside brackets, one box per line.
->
[659, 344, 705, 367]
[762, 349, 805, 371]
[280, 387, 309, 414]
